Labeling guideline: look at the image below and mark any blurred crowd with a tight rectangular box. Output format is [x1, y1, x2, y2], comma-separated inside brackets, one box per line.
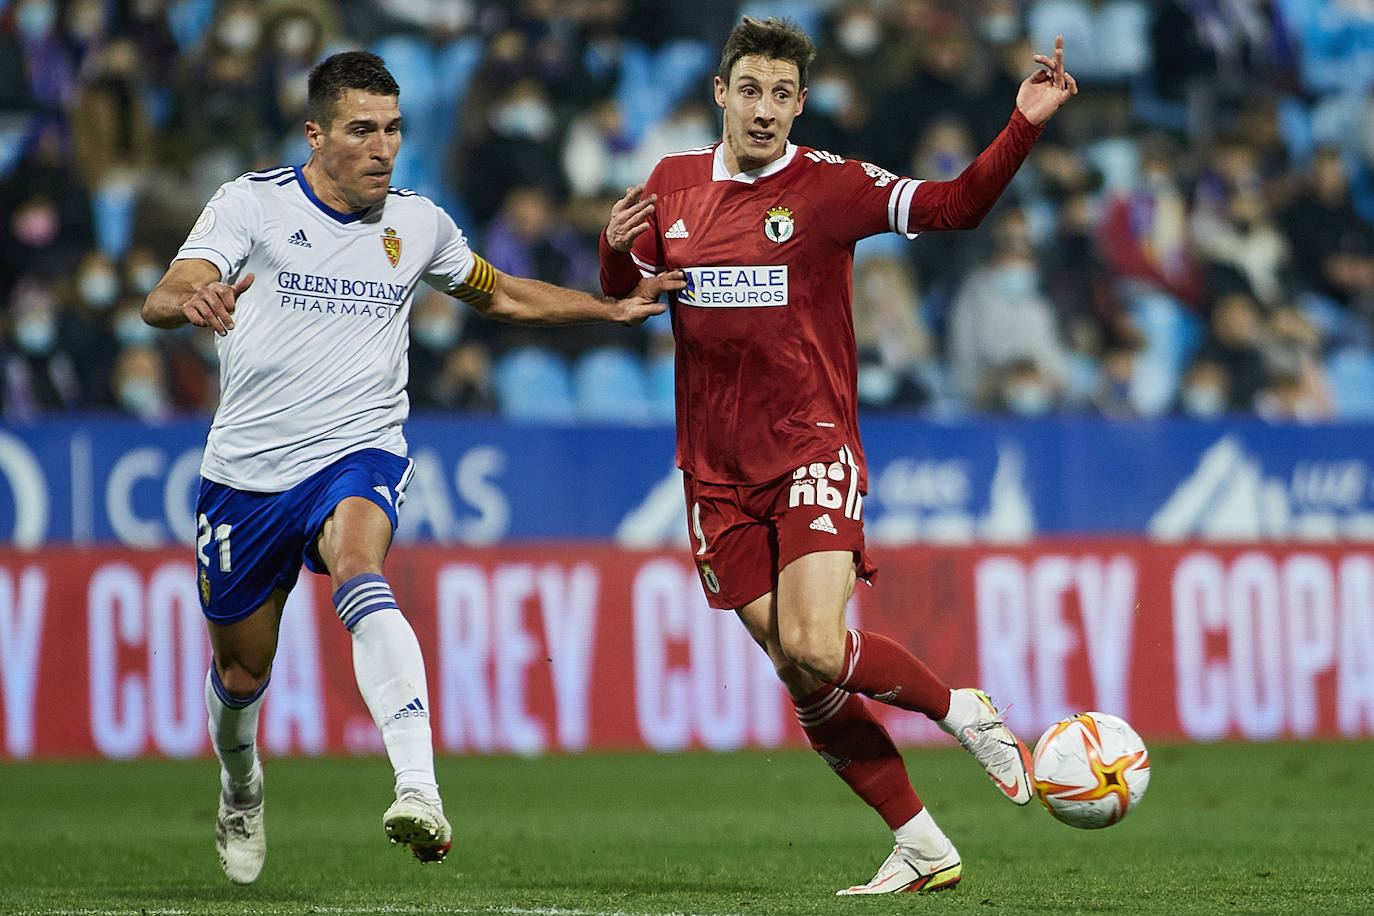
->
[4, 0, 1374, 424]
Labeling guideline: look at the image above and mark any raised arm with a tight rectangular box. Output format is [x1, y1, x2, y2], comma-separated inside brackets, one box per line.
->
[142, 258, 254, 335]
[906, 36, 1077, 233]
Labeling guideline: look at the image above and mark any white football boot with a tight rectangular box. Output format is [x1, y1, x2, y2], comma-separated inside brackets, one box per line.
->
[215, 766, 265, 885]
[837, 842, 962, 895]
[943, 687, 1034, 805]
[384, 791, 452, 863]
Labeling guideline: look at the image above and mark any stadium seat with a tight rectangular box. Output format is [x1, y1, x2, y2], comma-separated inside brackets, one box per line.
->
[572, 346, 652, 424]
[92, 182, 138, 260]
[1129, 291, 1202, 416]
[644, 350, 676, 424]
[493, 346, 576, 422]
[1325, 347, 1374, 420]
[1083, 135, 1141, 194]
[654, 39, 714, 110]
[166, 0, 216, 50]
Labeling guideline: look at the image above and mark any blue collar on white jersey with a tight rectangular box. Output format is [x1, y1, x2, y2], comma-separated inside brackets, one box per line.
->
[294, 165, 372, 224]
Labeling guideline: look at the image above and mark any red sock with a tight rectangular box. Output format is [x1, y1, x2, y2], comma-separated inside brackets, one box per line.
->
[832, 629, 952, 719]
[793, 684, 922, 830]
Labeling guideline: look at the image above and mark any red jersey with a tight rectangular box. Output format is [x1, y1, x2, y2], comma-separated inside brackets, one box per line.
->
[602, 110, 1042, 488]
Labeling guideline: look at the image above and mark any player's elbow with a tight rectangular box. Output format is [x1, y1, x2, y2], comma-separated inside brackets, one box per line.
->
[140, 288, 178, 329]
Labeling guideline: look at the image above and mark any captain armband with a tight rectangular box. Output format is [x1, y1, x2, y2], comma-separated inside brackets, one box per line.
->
[450, 253, 497, 303]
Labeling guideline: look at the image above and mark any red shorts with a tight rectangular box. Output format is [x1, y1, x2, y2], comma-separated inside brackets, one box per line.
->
[682, 447, 877, 610]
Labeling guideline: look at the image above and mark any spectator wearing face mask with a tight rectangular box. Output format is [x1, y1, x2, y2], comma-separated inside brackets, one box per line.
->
[409, 288, 496, 414]
[408, 288, 468, 410]
[456, 79, 566, 225]
[110, 343, 172, 422]
[0, 122, 95, 295]
[1192, 291, 1270, 410]
[170, 0, 273, 182]
[1174, 357, 1231, 419]
[2, 275, 83, 419]
[790, 62, 873, 161]
[11, 0, 79, 115]
[903, 118, 982, 321]
[260, 4, 339, 143]
[947, 209, 1071, 411]
[57, 249, 124, 407]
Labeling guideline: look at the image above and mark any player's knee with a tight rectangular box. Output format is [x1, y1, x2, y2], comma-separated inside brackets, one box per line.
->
[778, 627, 844, 682]
[217, 660, 270, 699]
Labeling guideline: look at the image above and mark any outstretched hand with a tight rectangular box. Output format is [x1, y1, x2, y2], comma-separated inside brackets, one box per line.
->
[606, 185, 656, 253]
[1016, 35, 1078, 126]
[184, 272, 254, 335]
[614, 269, 685, 325]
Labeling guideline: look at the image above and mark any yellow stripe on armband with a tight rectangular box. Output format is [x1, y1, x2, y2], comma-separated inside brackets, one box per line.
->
[451, 254, 497, 303]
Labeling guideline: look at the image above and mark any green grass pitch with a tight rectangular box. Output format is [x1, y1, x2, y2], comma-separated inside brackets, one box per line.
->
[2, 741, 1371, 915]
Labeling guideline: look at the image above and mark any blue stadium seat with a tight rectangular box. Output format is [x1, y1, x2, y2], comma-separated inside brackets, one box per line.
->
[92, 183, 138, 260]
[1129, 291, 1202, 416]
[644, 350, 676, 424]
[1082, 135, 1141, 194]
[572, 346, 651, 424]
[166, 0, 216, 50]
[493, 346, 576, 422]
[1325, 347, 1374, 419]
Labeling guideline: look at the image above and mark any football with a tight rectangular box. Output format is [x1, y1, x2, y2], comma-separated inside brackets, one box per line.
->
[1031, 712, 1151, 829]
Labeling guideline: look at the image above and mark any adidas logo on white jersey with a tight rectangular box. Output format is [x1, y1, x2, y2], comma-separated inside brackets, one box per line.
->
[664, 218, 689, 239]
[288, 228, 311, 247]
[809, 513, 838, 534]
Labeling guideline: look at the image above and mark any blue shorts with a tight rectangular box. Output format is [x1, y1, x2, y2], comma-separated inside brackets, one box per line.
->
[194, 448, 413, 624]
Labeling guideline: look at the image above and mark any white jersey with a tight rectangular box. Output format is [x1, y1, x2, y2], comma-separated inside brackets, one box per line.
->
[176, 166, 491, 491]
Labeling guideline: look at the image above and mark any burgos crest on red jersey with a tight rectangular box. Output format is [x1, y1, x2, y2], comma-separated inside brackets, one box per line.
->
[382, 227, 402, 267]
[764, 206, 794, 243]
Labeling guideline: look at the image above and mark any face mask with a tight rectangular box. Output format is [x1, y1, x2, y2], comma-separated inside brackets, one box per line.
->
[117, 377, 164, 418]
[979, 14, 1020, 44]
[79, 270, 120, 309]
[217, 14, 261, 52]
[993, 263, 1038, 300]
[16, 1, 57, 40]
[15, 315, 57, 356]
[132, 264, 163, 295]
[491, 99, 555, 141]
[412, 315, 460, 350]
[1182, 384, 1226, 418]
[857, 365, 898, 405]
[1006, 381, 1053, 416]
[116, 312, 158, 346]
[69, 1, 107, 41]
[276, 18, 316, 56]
[807, 80, 850, 117]
[837, 15, 881, 55]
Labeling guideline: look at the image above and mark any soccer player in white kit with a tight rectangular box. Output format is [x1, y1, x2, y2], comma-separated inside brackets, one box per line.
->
[142, 51, 679, 885]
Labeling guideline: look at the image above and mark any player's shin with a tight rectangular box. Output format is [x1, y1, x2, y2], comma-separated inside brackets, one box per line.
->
[205, 665, 266, 802]
[794, 684, 922, 829]
[336, 574, 439, 799]
[831, 629, 953, 719]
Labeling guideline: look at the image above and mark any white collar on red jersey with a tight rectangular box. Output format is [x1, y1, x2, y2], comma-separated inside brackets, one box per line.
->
[713, 142, 799, 183]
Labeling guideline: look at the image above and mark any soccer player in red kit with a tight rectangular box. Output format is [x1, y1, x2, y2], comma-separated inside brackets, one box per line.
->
[599, 17, 1078, 895]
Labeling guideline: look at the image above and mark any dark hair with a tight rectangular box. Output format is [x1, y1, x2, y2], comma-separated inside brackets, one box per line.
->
[307, 51, 399, 127]
[718, 16, 816, 90]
